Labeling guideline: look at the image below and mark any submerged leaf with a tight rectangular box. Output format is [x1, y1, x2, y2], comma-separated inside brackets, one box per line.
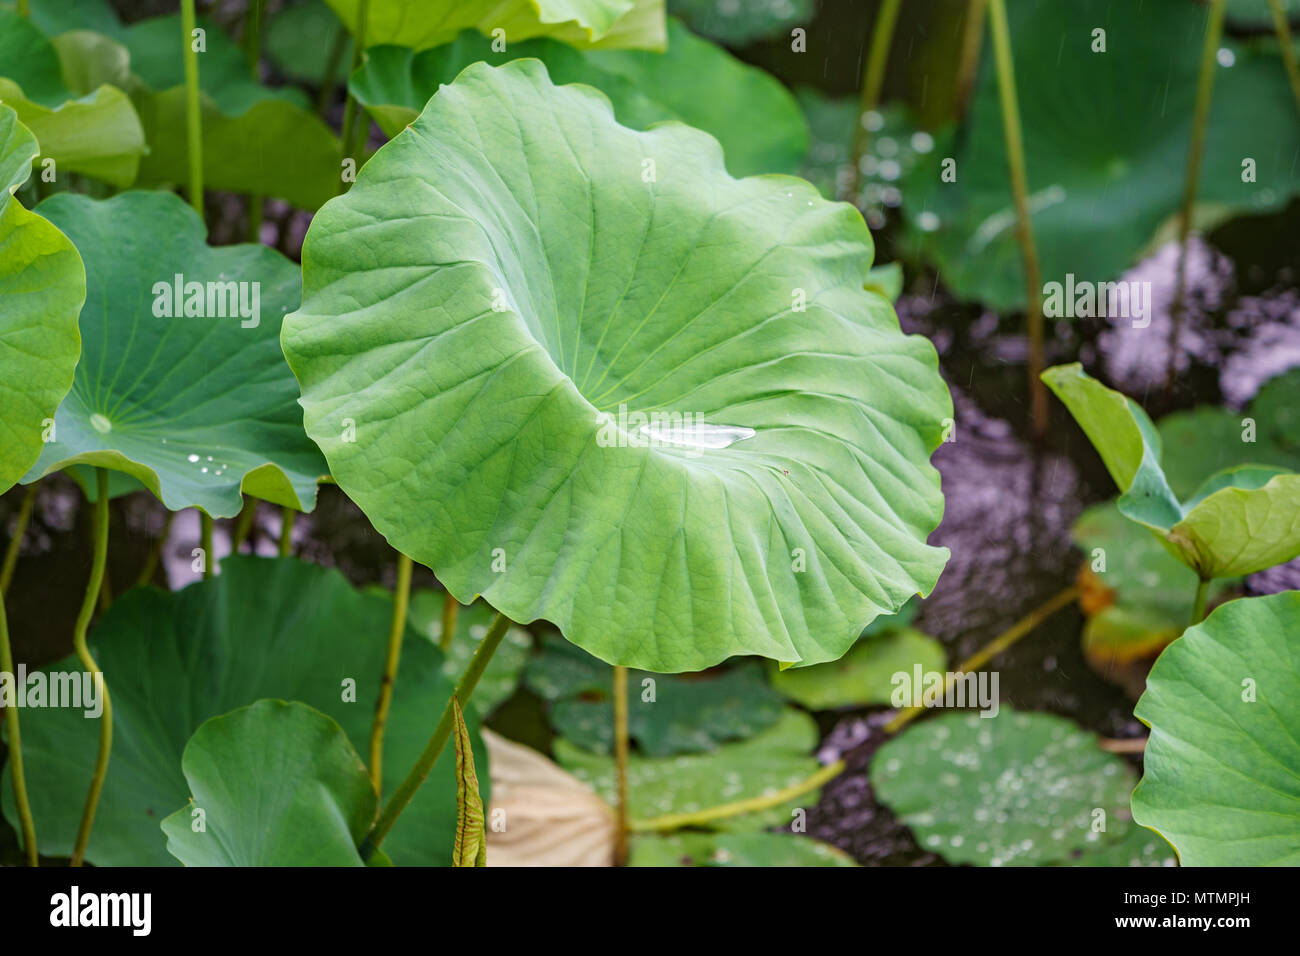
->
[162, 701, 376, 866]
[283, 60, 951, 672]
[452, 697, 488, 867]
[1132, 591, 1300, 866]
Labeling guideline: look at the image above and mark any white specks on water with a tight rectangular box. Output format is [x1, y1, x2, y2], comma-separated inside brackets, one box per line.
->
[639, 421, 756, 450]
[187, 454, 200, 463]
[861, 110, 884, 132]
[1216, 48, 1235, 67]
[917, 211, 941, 232]
[911, 131, 934, 153]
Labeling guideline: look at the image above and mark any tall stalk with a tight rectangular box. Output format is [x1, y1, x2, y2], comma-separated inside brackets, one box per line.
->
[369, 552, 412, 793]
[1267, 0, 1300, 114]
[200, 511, 214, 578]
[845, 0, 902, 202]
[180, 0, 204, 217]
[0, 585, 37, 864]
[954, 0, 989, 116]
[278, 507, 296, 557]
[338, 0, 371, 192]
[360, 609, 512, 860]
[612, 664, 630, 866]
[134, 509, 174, 588]
[70, 469, 113, 867]
[1191, 577, 1211, 626]
[987, 0, 1048, 439]
[245, 0, 265, 243]
[1166, 0, 1227, 388]
[1, 483, 37, 596]
[439, 591, 459, 652]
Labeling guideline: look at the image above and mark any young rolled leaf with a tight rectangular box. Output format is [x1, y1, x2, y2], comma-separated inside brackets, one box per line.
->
[1044, 364, 1300, 579]
[162, 700, 377, 867]
[348, 18, 810, 178]
[324, 0, 667, 51]
[1, 557, 487, 866]
[452, 697, 487, 867]
[283, 60, 951, 673]
[22, 191, 326, 517]
[0, 104, 82, 493]
[1132, 591, 1300, 866]
[0, 8, 145, 187]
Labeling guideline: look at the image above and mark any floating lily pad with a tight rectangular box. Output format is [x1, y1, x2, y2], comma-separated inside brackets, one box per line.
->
[1132, 591, 1300, 866]
[282, 60, 951, 673]
[525, 636, 784, 755]
[1045, 364, 1300, 579]
[871, 710, 1138, 867]
[161, 700, 376, 866]
[1, 557, 488, 866]
[904, 0, 1300, 310]
[556, 708, 824, 831]
[22, 191, 326, 517]
[350, 19, 808, 178]
[769, 627, 946, 711]
[630, 831, 856, 867]
[265, 0, 353, 86]
[324, 0, 667, 51]
[0, 8, 144, 186]
[669, 0, 812, 46]
[1063, 821, 1177, 868]
[0, 105, 82, 493]
[407, 593, 532, 718]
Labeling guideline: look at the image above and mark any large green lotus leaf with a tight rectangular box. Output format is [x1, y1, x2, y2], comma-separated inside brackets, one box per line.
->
[871, 710, 1138, 867]
[349, 19, 809, 179]
[282, 60, 951, 673]
[22, 191, 326, 517]
[630, 831, 856, 867]
[161, 700, 376, 866]
[0, 8, 144, 186]
[25, 0, 123, 37]
[0, 105, 82, 493]
[265, 0, 353, 86]
[324, 0, 667, 51]
[1132, 591, 1300, 866]
[556, 708, 823, 831]
[525, 635, 784, 756]
[903, 0, 1300, 310]
[669, 0, 813, 46]
[406, 593, 533, 718]
[1045, 363, 1300, 578]
[1, 557, 488, 866]
[769, 627, 946, 711]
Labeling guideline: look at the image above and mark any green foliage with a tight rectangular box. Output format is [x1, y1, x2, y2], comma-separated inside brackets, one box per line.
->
[1133, 591, 1300, 866]
[525, 636, 784, 755]
[349, 19, 810, 178]
[0, 104, 82, 493]
[162, 701, 377, 866]
[872, 710, 1140, 866]
[669, 0, 812, 46]
[769, 626, 946, 710]
[407, 595, 532, 718]
[283, 59, 951, 673]
[22, 191, 326, 516]
[1, 558, 487, 866]
[630, 831, 856, 867]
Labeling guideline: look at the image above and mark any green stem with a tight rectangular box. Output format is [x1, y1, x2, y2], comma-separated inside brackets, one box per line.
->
[439, 590, 458, 652]
[845, 0, 901, 202]
[316, 26, 350, 116]
[134, 509, 174, 589]
[612, 664, 629, 865]
[200, 511, 214, 578]
[337, 0, 370, 193]
[278, 507, 296, 558]
[1191, 577, 1211, 626]
[0, 586, 37, 864]
[245, 1, 264, 243]
[229, 497, 255, 554]
[180, 0, 203, 216]
[988, 0, 1047, 440]
[361, 609, 512, 859]
[1267, 0, 1300, 115]
[369, 552, 413, 793]
[1, 483, 37, 596]
[70, 469, 112, 867]
[16, 0, 29, 17]
[954, 0, 989, 116]
[1166, 0, 1226, 388]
